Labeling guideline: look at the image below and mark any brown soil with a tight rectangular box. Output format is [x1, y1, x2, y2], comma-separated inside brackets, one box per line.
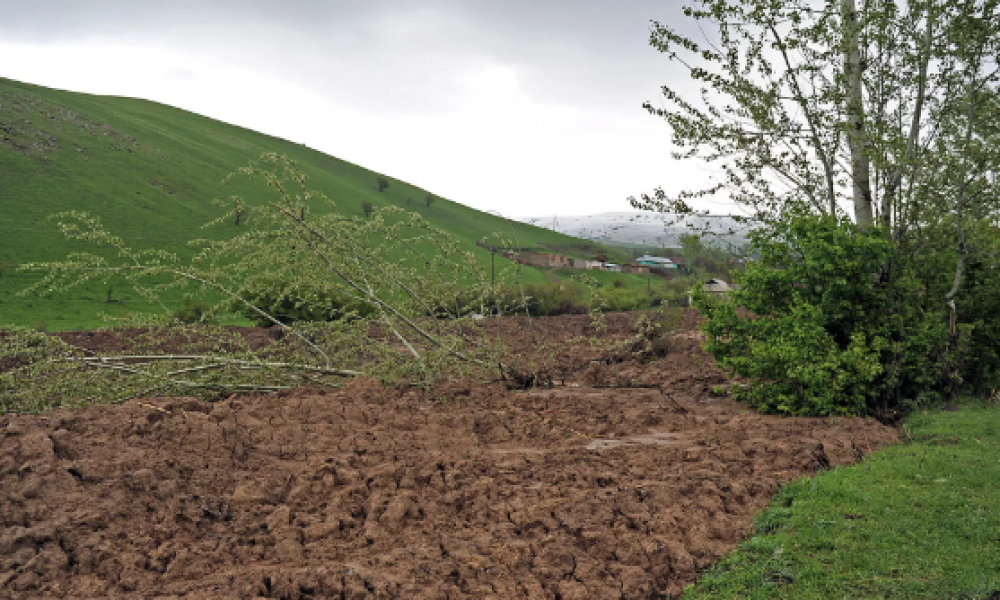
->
[1, 312, 898, 598]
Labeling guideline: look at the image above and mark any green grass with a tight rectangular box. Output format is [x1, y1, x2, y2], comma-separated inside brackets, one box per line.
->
[0, 77, 626, 330]
[685, 400, 1000, 599]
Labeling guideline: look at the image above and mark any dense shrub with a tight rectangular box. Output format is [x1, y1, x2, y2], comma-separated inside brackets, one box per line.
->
[957, 232, 1000, 394]
[593, 286, 658, 312]
[522, 282, 587, 316]
[171, 295, 214, 324]
[232, 276, 374, 326]
[696, 214, 950, 416]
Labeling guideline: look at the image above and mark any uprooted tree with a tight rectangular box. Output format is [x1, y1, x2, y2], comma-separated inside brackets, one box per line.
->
[636, 0, 1000, 415]
[2, 154, 533, 413]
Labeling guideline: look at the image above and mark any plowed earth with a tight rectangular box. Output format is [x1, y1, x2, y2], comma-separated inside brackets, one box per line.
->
[1, 312, 898, 599]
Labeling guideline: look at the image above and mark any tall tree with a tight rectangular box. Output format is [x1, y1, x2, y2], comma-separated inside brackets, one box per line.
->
[633, 0, 999, 237]
[634, 0, 999, 301]
[635, 0, 1000, 409]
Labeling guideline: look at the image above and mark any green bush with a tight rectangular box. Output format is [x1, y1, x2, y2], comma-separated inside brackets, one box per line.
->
[171, 295, 214, 324]
[232, 276, 374, 327]
[593, 286, 654, 312]
[958, 232, 1000, 394]
[696, 214, 950, 416]
[522, 282, 587, 316]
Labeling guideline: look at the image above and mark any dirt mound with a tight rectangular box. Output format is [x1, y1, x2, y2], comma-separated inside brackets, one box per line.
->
[1, 312, 899, 598]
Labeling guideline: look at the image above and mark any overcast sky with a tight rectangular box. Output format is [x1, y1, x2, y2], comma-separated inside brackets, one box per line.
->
[0, 0, 725, 217]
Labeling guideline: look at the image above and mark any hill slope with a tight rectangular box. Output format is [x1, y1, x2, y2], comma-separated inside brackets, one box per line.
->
[0, 77, 619, 330]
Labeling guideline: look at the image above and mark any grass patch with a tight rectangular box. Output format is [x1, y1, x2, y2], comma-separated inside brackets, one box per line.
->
[0, 77, 625, 330]
[685, 400, 1000, 599]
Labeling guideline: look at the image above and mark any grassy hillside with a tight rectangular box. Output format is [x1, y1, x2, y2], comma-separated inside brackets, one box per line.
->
[0, 77, 629, 330]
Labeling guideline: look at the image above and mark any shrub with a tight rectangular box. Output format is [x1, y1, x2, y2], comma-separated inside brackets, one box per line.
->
[957, 232, 1000, 395]
[696, 214, 949, 416]
[171, 295, 214, 324]
[232, 276, 374, 326]
[522, 282, 587, 316]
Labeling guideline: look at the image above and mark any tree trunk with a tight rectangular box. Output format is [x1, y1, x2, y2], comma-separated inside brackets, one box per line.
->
[843, 0, 874, 227]
[883, 10, 933, 232]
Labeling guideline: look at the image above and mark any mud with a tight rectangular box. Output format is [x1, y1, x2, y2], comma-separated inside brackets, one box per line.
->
[1, 312, 899, 598]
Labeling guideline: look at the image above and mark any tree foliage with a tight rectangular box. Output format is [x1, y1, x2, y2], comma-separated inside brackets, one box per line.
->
[640, 0, 1000, 413]
[697, 214, 949, 415]
[634, 0, 999, 231]
[4, 154, 529, 412]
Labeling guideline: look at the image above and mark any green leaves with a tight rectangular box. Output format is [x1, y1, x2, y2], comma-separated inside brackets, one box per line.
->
[697, 214, 948, 416]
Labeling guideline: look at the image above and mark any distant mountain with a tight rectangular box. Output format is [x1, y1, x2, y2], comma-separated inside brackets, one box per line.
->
[517, 211, 752, 251]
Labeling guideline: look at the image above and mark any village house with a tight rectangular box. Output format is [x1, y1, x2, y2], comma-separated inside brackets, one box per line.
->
[687, 278, 731, 304]
[517, 252, 572, 268]
[635, 255, 678, 269]
[621, 264, 650, 274]
[703, 278, 730, 294]
[571, 258, 601, 270]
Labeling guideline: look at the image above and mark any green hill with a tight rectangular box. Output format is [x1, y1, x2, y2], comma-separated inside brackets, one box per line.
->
[0, 77, 627, 330]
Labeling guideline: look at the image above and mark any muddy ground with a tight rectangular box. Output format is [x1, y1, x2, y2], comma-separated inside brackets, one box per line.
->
[1, 312, 898, 598]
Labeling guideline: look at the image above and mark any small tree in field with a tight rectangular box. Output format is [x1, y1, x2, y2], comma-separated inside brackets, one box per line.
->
[361, 201, 374, 218]
[376, 176, 390, 193]
[425, 194, 435, 208]
[234, 197, 246, 226]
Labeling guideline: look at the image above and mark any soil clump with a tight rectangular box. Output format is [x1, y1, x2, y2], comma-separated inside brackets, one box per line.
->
[1, 311, 898, 598]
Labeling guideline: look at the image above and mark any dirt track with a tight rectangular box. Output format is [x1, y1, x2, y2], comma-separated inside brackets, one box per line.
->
[0, 313, 898, 598]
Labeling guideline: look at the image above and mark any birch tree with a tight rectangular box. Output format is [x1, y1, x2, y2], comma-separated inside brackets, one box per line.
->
[634, 0, 999, 237]
[636, 0, 1000, 410]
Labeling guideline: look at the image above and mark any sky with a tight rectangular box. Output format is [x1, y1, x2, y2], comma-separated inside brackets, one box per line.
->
[0, 0, 723, 218]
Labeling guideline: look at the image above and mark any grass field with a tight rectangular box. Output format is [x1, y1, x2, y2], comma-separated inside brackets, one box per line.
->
[0, 77, 637, 331]
[685, 399, 1000, 599]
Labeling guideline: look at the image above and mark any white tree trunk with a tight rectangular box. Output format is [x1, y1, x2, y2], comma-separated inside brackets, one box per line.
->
[843, 0, 874, 227]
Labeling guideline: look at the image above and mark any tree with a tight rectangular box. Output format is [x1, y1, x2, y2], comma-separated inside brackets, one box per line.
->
[679, 234, 704, 260]
[9, 154, 538, 412]
[376, 176, 389, 192]
[234, 197, 246, 226]
[637, 0, 1000, 412]
[425, 194, 435, 207]
[635, 0, 998, 240]
[361, 201, 374, 218]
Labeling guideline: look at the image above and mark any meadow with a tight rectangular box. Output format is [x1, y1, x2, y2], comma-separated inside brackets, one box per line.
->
[0, 77, 639, 330]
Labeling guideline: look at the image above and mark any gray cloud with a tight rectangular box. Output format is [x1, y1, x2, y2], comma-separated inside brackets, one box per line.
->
[0, 0, 687, 113]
